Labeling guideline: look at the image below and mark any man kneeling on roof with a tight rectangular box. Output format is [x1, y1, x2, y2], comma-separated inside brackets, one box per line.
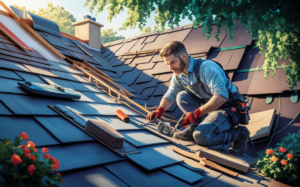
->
[147, 41, 251, 156]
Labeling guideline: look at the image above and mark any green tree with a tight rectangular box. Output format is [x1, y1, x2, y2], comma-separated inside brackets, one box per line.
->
[84, 0, 300, 89]
[101, 28, 125, 44]
[141, 26, 152, 33]
[13, 2, 76, 36]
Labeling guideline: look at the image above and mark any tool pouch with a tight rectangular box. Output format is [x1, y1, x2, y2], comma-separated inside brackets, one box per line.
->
[229, 92, 251, 125]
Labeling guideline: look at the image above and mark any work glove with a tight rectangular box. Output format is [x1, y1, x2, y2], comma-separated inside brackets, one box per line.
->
[181, 108, 202, 127]
[146, 106, 165, 121]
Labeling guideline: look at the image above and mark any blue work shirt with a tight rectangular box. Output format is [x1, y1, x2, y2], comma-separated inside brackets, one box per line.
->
[163, 56, 238, 105]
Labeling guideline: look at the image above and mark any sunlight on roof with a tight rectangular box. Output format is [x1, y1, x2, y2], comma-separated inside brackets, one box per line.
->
[71, 74, 88, 82]
[85, 173, 121, 187]
[84, 84, 99, 92]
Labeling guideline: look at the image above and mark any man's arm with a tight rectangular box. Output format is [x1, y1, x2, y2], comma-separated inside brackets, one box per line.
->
[159, 97, 173, 112]
[199, 95, 227, 115]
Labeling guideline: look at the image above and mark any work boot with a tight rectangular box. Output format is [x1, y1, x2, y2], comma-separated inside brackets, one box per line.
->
[227, 126, 250, 156]
[173, 123, 198, 141]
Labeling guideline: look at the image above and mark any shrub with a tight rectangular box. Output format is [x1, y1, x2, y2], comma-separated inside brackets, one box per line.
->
[0, 132, 62, 187]
[256, 130, 300, 185]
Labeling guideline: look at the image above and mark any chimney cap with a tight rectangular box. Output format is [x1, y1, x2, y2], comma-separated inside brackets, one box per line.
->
[72, 19, 104, 27]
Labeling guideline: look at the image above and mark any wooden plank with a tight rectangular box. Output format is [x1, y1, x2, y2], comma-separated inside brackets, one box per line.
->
[173, 147, 238, 177]
[199, 146, 251, 173]
[247, 109, 276, 140]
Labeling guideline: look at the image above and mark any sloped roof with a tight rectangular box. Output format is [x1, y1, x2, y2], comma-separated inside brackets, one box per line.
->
[0, 4, 296, 187]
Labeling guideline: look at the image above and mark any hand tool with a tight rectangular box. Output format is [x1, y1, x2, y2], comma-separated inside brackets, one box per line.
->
[169, 113, 186, 137]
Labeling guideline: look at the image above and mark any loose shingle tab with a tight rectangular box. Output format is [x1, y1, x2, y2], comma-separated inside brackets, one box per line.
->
[60, 166, 129, 187]
[119, 131, 169, 147]
[34, 116, 94, 143]
[127, 145, 184, 171]
[47, 142, 125, 172]
[0, 116, 60, 146]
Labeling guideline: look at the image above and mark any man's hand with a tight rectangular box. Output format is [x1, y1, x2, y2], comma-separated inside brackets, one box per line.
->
[181, 108, 202, 127]
[146, 106, 165, 121]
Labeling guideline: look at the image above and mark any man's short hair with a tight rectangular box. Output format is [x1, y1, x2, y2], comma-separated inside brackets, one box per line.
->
[159, 41, 188, 58]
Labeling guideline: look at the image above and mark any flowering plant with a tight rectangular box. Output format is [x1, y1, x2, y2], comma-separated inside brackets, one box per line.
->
[256, 130, 300, 185]
[0, 132, 62, 187]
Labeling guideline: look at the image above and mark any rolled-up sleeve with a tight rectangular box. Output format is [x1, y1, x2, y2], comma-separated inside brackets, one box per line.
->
[163, 74, 183, 104]
[200, 61, 229, 100]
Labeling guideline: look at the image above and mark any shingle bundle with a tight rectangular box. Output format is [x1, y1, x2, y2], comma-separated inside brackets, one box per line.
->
[85, 119, 124, 149]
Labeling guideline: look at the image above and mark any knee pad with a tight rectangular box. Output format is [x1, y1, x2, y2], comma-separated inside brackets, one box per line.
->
[193, 130, 209, 145]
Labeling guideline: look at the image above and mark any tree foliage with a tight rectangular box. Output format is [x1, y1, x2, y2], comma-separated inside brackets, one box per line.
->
[141, 26, 152, 33]
[101, 28, 125, 44]
[84, 0, 300, 89]
[13, 2, 77, 36]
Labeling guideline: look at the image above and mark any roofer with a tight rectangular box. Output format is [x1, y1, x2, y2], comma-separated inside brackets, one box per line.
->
[146, 41, 251, 156]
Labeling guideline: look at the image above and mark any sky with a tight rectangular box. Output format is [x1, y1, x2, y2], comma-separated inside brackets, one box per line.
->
[1, 0, 193, 38]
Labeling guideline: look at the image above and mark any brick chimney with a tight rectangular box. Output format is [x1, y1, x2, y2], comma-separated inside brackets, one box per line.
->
[72, 15, 103, 49]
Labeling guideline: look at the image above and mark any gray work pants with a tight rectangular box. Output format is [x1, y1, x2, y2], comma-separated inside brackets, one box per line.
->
[176, 91, 241, 146]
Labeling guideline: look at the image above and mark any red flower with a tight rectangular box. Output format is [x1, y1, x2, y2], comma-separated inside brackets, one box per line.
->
[6, 142, 11, 145]
[24, 152, 31, 158]
[287, 153, 293, 159]
[265, 149, 274, 154]
[28, 164, 36, 175]
[30, 155, 36, 161]
[60, 180, 63, 183]
[44, 153, 51, 159]
[20, 132, 29, 141]
[28, 141, 37, 153]
[281, 159, 288, 165]
[56, 173, 61, 176]
[11, 154, 22, 166]
[42, 148, 49, 153]
[51, 156, 60, 171]
[22, 144, 31, 154]
[270, 155, 278, 162]
[278, 147, 287, 153]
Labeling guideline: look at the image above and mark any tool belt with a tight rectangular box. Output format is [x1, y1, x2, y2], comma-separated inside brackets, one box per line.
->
[223, 92, 250, 127]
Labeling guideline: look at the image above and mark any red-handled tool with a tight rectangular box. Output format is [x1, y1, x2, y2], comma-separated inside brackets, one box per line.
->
[116, 110, 130, 122]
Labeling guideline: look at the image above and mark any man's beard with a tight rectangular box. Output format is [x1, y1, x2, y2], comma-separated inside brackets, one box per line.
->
[173, 57, 186, 75]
